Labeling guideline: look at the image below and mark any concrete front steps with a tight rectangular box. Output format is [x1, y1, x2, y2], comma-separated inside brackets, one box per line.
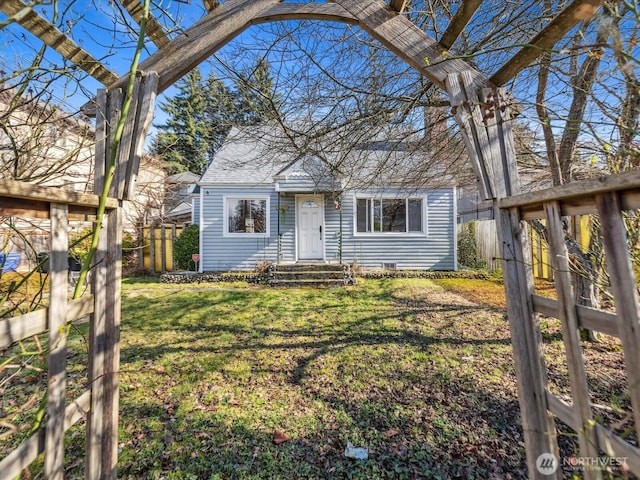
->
[269, 262, 354, 288]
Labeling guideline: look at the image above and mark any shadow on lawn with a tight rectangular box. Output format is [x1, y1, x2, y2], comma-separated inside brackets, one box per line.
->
[115, 387, 529, 479]
[121, 297, 513, 387]
[117, 286, 534, 478]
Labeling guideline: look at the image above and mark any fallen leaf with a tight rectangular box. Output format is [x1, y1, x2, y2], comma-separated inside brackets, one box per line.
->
[383, 428, 401, 438]
[273, 430, 291, 445]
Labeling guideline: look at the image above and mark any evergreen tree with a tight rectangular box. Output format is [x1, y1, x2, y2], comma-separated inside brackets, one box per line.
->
[154, 69, 210, 175]
[234, 58, 281, 126]
[203, 72, 235, 160]
[153, 59, 281, 174]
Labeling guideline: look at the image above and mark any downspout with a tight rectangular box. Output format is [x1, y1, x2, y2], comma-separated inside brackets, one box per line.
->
[337, 195, 343, 264]
[277, 193, 281, 263]
[199, 187, 204, 273]
[452, 186, 458, 271]
[339, 206, 343, 264]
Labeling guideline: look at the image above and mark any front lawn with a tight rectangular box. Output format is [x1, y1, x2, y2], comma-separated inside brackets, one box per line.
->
[1, 276, 628, 479]
[116, 278, 527, 479]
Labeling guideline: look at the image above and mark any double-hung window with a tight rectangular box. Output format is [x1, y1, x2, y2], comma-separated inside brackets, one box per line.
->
[356, 197, 424, 234]
[225, 197, 268, 235]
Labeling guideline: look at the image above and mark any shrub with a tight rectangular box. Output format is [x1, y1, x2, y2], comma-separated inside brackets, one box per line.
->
[174, 225, 200, 270]
[458, 222, 486, 270]
[122, 231, 138, 274]
[69, 227, 93, 264]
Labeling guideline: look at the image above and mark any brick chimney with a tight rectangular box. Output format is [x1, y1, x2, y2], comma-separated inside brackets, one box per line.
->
[424, 101, 449, 152]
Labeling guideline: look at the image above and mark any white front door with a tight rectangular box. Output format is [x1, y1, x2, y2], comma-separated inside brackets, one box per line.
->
[297, 195, 324, 260]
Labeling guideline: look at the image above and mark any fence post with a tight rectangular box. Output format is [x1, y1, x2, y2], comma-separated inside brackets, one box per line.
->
[161, 224, 167, 273]
[447, 73, 559, 479]
[103, 207, 122, 478]
[87, 212, 107, 479]
[137, 225, 144, 271]
[44, 203, 68, 480]
[171, 224, 177, 271]
[149, 225, 156, 274]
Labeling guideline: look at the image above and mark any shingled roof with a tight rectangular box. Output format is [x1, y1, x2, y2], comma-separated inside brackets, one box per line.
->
[199, 126, 291, 186]
[199, 125, 458, 191]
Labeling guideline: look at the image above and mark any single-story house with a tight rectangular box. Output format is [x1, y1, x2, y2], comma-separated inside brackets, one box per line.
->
[196, 126, 458, 272]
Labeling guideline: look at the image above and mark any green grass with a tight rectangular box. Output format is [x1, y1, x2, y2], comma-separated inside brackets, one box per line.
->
[1, 277, 629, 479]
[111, 278, 528, 479]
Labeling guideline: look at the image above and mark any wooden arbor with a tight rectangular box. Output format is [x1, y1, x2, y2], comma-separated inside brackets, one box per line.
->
[0, 73, 157, 479]
[1, 0, 640, 478]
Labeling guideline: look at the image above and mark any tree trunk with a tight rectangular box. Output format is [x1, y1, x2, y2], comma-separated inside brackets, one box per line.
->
[536, 51, 562, 186]
[557, 29, 608, 183]
[535, 8, 611, 339]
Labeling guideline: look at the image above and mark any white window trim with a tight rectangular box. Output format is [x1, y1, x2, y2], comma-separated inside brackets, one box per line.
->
[223, 195, 270, 237]
[353, 194, 428, 237]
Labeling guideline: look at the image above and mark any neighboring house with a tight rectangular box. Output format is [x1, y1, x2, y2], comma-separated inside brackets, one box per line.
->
[123, 155, 167, 228]
[163, 171, 200, 224]
[197, 126, 458, 272]
[0, 88, 166, 270]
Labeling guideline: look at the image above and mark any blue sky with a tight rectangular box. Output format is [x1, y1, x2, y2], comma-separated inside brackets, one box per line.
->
[1, 1, 200, 108]
[0, 1, 265, 143]
[2, 1, 638, 160]
[1, 1, 348, 140]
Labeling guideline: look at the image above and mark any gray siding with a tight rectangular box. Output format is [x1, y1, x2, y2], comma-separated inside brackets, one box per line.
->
[192, 197, 201, 226]
[333, 188, 456, 271]
[201, 186, 456, 271]
[276, 195, 296, 262]
[324, 196, 345, 263]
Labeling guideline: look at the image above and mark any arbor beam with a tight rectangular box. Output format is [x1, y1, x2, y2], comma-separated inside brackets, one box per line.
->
[389, 0, 408, 13]
[253, 3, 357, 25]
[102, 0, 279, 96]
[336, 0, 491, 91]
[118, 0, 170, 49]
[490, 0, 604, 85]
[96, 0, 491, 99]
[0, 0, 118, 85]
[439, 0, 483, 50]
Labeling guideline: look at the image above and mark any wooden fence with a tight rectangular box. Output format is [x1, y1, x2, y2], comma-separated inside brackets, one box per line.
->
[138, 224, 184, 273]
[461, 215, 591, 279]
[458, 220, 501, 271]
[498, 169, 640, 479]
[0, 180, 121, 479]
[0, 71, 156, 480]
